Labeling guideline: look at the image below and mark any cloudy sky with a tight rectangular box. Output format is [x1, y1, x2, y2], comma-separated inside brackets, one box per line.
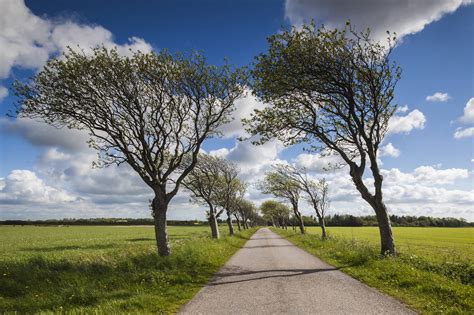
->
[0, 0, 473, 221]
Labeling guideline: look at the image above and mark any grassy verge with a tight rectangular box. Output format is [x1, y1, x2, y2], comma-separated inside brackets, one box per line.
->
[0, 225, 257, 313]
[272, 227, 473, 314]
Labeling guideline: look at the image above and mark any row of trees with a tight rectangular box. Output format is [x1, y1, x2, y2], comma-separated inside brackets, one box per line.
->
[258, 165, 330, 238]
[16, 21, 403, 255]
[183, 154, 261, 238]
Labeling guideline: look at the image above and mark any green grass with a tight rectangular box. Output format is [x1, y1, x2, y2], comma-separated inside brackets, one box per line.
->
[0, 225, 257, 313]
[273, 226, 474, 314]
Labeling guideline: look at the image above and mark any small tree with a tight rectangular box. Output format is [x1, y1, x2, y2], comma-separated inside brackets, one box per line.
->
[260, 200, 291, 229]
[15, 48, 246, 256]
[235, 199, 256, 229]
[259, 167, 304, 233]
[278, 164, 330, 239]
[215, 160, 244, 235]
[183, 154, 226, 239]
[246, 22, 400, 254]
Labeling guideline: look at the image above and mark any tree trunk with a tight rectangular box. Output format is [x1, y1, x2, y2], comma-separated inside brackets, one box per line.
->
[374, 199, 396, 255]
[319, 216, 327, 240]
[208, 211, 220, 239]
[351, 164, 396, 255]
[293, 206, 305, 234]
[235, 215, 242, 231]
[152, 197, 170, 256]
[297, 214, 305, 234]
[226, 210, 234, 235]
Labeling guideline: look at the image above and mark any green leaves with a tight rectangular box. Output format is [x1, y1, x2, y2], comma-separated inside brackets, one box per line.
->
[15, 47, 247, 196]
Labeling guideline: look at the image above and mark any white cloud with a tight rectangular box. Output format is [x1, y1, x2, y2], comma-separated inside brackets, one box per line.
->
[0, 86, 7, 102]
[284, 0, 472, 43]
[209, 148, 230, 158]
[218, 91, 266, 139]
[0, 117, 90, 152]
[426, 92, 450, 102]
[226, 139, 284, 177]
[459, 97, 474, 124]
[396, 105, 409, 113]
[382, 166, 468, 185]
[0, 170, 76, 204]
[294, 152, 345, 172]
[0, 0, 152, 101]
[454, 127, 474, 139]
[380, 143, 400, 158]
[388, 109, 426, 134]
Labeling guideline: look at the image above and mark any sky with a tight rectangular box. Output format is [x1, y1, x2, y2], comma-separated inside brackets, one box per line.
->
[0, 0, 473, 221]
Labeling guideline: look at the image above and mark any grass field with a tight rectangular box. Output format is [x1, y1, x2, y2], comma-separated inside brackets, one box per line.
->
[273, 226, 474, 314]
[0, 225, 257, 313]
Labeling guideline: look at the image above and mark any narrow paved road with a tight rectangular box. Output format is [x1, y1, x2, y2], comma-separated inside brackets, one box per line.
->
[180, 228, 415, 315]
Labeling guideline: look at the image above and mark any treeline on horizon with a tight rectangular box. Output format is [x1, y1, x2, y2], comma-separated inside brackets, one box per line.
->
[1, 214, 472, 227]
[300, 214, 473, 228]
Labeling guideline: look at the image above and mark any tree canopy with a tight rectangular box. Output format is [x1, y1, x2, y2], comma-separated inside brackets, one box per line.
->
[15, 47, 247, 256]
[245, 22, 400, 254]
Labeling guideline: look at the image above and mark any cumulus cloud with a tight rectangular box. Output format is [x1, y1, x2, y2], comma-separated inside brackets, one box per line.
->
[388, 109, 426, 134]
[396, 105, 409, 113]
[226, 139, 284, 177]
[426, 92, 450, 102]
[454, 127, 474, 139]
[294, 152, 345, 172]
[0, 117, 90, 152]
[284, 0, 472, 42]
[380, 143, 400, 157]
[0, 0, 152, 98]
[382, 166, 468, 185]
[0, 170, 76, 204]
[459, 97, 474, 124]
[0, 86, 8, 102]
[218, 92, 266, 139]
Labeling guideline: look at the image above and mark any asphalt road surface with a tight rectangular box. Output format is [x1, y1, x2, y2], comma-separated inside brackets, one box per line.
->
[180, 228, 415, 315]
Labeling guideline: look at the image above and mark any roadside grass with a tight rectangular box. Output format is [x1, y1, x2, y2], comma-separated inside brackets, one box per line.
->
[272, 227, 474, 314]
[0, 225, 257, 313]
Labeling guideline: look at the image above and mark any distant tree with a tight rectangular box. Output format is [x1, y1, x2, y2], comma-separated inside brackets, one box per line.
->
[214, 160, 244, 235]
[183, 154, 227, 239]
[245, 22, 400, 255]
[260, 200, 291, 229]
[258, 167, 304, 233]
[275, 164, 330, 239]
[235, 200, 258, 229]
[15, 48, 247, 256]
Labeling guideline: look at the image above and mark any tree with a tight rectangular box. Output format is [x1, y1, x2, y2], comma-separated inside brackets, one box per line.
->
[245, 22, 400, 255]
[260, 200, 291, 229]
[215, 160, 244, 235]
[278, 164, 330, 239]
[183, 154, 226, 239]
[234, 199, 257, 229]
[259, 167, 305, 233]
[15, 47, 247, 256]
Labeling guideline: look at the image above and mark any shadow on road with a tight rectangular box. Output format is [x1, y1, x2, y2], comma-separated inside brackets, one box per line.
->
[242, 244, 295, 249]
[208, 267, 344, 286]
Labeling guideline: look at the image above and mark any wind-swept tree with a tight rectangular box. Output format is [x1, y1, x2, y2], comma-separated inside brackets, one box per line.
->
[276, 164, 330, 239]
[215, 160, 244, 235]
[245, 22, 400, 254]
[259, 167, 304, 233]
[15, 47, 247, 256]
[260, 200, 290, 228]
[234, 199, 257, 229]
[183, 154, 226, 239]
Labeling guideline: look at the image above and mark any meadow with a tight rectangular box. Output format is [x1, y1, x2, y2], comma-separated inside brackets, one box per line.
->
[0, 225, 256, 313]
[273, 226, 474, 314]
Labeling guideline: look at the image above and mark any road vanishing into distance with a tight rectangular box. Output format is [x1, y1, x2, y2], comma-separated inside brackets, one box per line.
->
[180, 228, 415, 315]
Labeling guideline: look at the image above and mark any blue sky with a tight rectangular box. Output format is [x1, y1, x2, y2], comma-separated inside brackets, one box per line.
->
[0, 0, 473, 221]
